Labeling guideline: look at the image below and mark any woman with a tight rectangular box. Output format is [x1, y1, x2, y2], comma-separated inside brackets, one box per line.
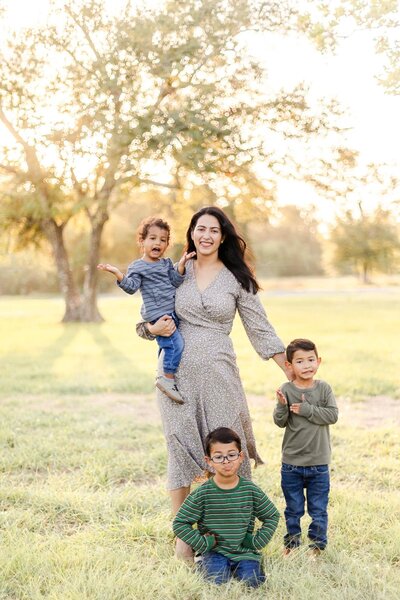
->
[136, 207, 288, 559]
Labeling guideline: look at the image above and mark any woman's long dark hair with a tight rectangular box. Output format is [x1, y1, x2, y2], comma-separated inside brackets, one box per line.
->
[185, 206, 260, 293]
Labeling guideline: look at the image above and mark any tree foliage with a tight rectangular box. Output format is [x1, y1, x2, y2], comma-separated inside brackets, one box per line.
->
[310, 0, 400, 93]
[0, 0, 349, 320]
[330, 203, 400, 282]
[252, 205, 324, 277]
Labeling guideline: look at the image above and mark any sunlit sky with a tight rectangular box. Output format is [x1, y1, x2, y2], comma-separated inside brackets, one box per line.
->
[2, 0, 400, 225]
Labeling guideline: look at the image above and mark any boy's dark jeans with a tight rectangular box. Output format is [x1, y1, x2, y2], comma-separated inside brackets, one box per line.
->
[200, 551, 266, 588]
[153, 312, 184, 375]
[281, 463, 330, 550]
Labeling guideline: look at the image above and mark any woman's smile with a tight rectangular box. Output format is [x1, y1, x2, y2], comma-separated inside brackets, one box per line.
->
[191, 214, 223, 254]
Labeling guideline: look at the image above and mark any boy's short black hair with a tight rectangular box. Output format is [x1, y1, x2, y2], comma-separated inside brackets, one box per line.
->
[204, 427, 242, 456]
[286, 338, 318, 363]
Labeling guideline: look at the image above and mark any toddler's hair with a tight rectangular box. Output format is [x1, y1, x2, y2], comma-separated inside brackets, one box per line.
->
[204, 427, 242, 456]
[137, 216, 170, 243]
[286, 338, 318, 363]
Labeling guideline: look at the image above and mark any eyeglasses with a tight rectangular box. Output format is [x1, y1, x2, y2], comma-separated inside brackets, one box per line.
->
[209, 452, 241, 464]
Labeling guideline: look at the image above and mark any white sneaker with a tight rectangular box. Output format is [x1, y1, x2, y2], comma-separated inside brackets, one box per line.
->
[155, 376, 184, 404]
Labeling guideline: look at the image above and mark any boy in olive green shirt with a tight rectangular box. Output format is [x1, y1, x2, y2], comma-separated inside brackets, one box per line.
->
[273, 338, 338, 554]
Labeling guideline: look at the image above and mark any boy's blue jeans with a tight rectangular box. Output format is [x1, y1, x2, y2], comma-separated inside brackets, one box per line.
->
[200, 551, 266, 588]
[154, 312, 184, 375]
[281, 463, 330, 550]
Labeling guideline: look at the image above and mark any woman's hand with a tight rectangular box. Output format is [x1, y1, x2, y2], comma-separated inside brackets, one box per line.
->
[147, 315, 176, 337]
[272, 352, 293, 381]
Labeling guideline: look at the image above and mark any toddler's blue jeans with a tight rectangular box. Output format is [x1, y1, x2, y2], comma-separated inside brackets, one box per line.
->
[200, 551, 265, 588]
[281, 463, 330, 550]
[154, 312, 184, 375]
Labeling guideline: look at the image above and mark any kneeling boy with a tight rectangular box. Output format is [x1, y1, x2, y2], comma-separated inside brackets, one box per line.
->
[173, 427, 279, 588]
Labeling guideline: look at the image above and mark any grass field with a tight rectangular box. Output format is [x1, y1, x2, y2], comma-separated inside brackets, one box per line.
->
[1, 291, 399, 399]
[1, 292, 399, 599]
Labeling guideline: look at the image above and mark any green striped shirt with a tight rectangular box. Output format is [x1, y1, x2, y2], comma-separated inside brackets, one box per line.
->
[173, 477, 280, 562]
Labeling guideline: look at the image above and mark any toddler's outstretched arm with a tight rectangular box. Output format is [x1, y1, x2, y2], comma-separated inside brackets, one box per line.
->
[97, 263, 124, 282]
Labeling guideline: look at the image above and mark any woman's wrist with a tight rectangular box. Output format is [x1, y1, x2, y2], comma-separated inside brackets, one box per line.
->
[272, 352, 286, 367]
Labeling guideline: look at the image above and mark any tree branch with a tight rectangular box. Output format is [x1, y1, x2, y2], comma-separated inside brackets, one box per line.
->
[65, 6, 103, 64]
[116, 175, 180, 189]
[0, 163, 24, 175]
[0, 107, 29, 149]
[62, 46, 99, 77]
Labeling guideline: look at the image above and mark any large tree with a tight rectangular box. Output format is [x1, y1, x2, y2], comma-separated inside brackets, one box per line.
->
[0, 0, 346, 321]
[331, 203, 400, 282]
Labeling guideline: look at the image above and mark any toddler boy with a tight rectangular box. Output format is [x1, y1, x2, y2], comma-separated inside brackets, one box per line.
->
[98, 216, 194, 404]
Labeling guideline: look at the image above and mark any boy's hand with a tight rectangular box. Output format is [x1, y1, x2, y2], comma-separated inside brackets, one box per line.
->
[276, 389, 287, 405]
[177, 251, 196, 275]
[290, 393, 305, 414]
[97, 263, 124, 281]
[204, 532, 217, 548]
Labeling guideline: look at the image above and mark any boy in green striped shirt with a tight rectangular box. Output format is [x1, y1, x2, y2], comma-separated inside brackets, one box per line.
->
[173, 427, 280, 587]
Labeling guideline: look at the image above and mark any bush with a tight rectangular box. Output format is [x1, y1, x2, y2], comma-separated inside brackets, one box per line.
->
[0, 252, 58, 295]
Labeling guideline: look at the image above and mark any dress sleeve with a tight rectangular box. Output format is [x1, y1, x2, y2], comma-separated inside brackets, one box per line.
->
[237, 286, 285, 360]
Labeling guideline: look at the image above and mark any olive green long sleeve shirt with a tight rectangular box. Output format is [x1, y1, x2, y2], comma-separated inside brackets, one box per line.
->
[273, 380, 338, 466]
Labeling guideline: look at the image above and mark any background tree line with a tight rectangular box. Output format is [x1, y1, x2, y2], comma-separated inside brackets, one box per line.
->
[1, 188, 399, 295]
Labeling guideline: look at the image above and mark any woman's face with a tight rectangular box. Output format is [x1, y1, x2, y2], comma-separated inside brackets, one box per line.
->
[191, 214, 224, 256]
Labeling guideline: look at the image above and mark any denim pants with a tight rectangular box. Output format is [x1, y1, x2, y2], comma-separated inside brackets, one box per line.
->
[154, 313, 184, 375]
[200, 551, 266, 588]
[281, 463, 330, 550]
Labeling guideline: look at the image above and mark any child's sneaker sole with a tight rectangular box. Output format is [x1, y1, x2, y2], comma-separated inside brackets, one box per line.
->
[155, 380, 185, 404]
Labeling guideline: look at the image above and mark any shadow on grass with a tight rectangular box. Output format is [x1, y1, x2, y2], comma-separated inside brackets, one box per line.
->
[5, 322, 156, 395]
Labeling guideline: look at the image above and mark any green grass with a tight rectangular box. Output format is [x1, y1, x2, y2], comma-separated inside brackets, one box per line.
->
[0, 394, 399, 599]
[1, 292, 399, 398]
[0, 293, 399, 598]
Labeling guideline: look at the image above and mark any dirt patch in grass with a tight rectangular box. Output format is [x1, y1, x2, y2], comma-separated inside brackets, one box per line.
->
[334, 395, 400, 428]
[249, 394, 400, 429]
[10, 393, 400, 428]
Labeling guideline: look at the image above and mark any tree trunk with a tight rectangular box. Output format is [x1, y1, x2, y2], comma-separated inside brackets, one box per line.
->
[362, 262, 371, 284]
[44, 219, 83, 322]
[80, 218, 108, 322]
